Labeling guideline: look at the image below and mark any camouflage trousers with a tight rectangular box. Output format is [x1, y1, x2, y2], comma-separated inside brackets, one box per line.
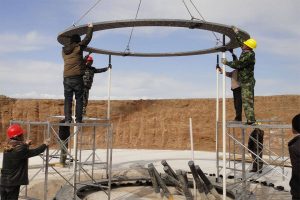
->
[241, 82, 256, 123]
[83, 88, 90, 115]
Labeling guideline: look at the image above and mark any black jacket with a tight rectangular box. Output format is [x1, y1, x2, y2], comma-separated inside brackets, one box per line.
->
[62, 27, 93, 77]
[289, 135, 300, 198]
[248, 128, 264, 153]
[1, 142, 47, 186]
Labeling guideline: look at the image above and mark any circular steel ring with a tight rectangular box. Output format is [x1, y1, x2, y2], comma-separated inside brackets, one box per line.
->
[57, 19, 250, 57]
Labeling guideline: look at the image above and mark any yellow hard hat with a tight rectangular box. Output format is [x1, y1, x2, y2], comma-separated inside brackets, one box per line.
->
[243, 38, 257, 49]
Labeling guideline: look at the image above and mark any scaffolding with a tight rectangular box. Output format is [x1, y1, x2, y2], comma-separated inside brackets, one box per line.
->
[216, 121, 292, 200]
[9, 118, 113, 200]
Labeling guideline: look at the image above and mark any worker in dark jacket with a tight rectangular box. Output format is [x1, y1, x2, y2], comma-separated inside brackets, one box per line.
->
[222, 26, 257, 125]
[82, 55, 111, 115]
[62, 23, 93, 123]
[289, 113, 300, 200]
[248, 128, 264, 173]
[0, 124, 50, 200]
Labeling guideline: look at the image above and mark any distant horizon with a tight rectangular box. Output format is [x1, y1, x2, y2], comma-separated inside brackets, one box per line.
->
[1, 93, 299, 101]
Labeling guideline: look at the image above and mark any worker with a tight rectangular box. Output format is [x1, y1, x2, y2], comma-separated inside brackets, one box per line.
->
[248, 128, 264, 173]
[289, 113, 300, 200]
[62, 23, 93, 123]
[82, 55, 111, 115]
[217, 49, 242, 122]
[222, 26, 257, 125]
[0, 124, 50, 200]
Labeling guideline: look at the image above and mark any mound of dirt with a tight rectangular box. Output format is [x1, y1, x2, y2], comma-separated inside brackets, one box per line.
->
[0, 95, 299, 150]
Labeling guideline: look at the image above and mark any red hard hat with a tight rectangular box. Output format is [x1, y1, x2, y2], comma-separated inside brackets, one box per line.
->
[7, 124, 24, 139]
[87, 56, 93, 62]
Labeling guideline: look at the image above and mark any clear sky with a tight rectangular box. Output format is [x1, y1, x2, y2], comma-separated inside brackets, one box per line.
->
[0, 0, 299, 99]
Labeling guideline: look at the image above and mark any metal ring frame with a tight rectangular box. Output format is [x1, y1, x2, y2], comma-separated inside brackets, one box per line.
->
[57, 19, 250, 57]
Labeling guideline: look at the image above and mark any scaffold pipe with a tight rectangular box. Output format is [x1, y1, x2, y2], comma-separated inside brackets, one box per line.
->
[222, 34, 227, 200]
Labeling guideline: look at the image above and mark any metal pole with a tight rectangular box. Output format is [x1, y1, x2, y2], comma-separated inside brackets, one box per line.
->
[233, 128, 236, 182]
[42, 125, 46, 172]
[189, 118, 196, 198]
[216, 54, 220, 182]
[108, 124, 113, 200]
[78, 126, 83, 182]
[106, 55, 112, 177]
[189, 118, 195, 161]
[241, 128, 246, 200]
[44, 122, 50, 200]
[25, 122, 30, 198]
[106, 55, 113, 199]
[229, 127, 231, 169]
[269, 129, 271, 162]
[73, 125, 78, 198]
[281, 128, 285, 180]
[221, 34, 227, 200]
[92, 126, 96, 180]
[107, 55, 112, 120]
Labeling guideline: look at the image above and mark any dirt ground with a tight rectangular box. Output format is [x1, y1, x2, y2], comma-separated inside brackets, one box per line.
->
[0, 95, 299, 151]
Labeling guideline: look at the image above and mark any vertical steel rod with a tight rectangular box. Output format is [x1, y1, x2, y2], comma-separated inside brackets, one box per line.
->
[189, 117, 196, 198]
[222, 34, 227, 200]
[108, 124, 113, 200]
[216, 54, 220, 182]
[73, 126, 78, 199]
[281, 128, 285, 180]
[242, 128, 246, 200]
[44, 123, 50, 200]
[78, 126, 83, 182]
[92, 126, 96, 180]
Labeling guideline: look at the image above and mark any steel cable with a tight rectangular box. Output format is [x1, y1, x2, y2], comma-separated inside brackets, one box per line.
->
[189, 0, 221, 44]
[124, 0, 143, 54]
[181, 0, 221, 45]
[72, 0, 104, 27]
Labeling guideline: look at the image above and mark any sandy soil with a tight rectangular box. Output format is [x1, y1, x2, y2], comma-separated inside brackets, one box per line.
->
[1, 95, 299, 151]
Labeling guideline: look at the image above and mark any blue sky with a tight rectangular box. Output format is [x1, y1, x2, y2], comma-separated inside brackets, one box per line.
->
[0, 0, 299, 99]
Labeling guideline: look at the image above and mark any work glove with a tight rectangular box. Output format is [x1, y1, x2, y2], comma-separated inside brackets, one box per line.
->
[44, 138, 51, 146]
[221, 58, 228, 65]
[232, 26, 239, 34]
[83, 55, 88, 61]
[26, 140, 32, 145]
[216, 66, 222, 74]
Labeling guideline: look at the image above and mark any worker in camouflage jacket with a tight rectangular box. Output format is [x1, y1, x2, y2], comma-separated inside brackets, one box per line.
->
[82, 55, 111, 115]
[222, 26, 257, 125]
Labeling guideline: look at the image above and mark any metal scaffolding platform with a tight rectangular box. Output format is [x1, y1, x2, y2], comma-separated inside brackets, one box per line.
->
[10, 118, 113, 200]
[216, 120, 292, 200]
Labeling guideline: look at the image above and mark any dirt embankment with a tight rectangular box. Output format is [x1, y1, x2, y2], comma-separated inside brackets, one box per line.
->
[0, 95, 299, 151]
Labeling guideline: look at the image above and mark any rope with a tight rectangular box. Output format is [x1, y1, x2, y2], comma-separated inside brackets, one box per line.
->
[124, 0, 143, 54]
[72, 0, 104, 27]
